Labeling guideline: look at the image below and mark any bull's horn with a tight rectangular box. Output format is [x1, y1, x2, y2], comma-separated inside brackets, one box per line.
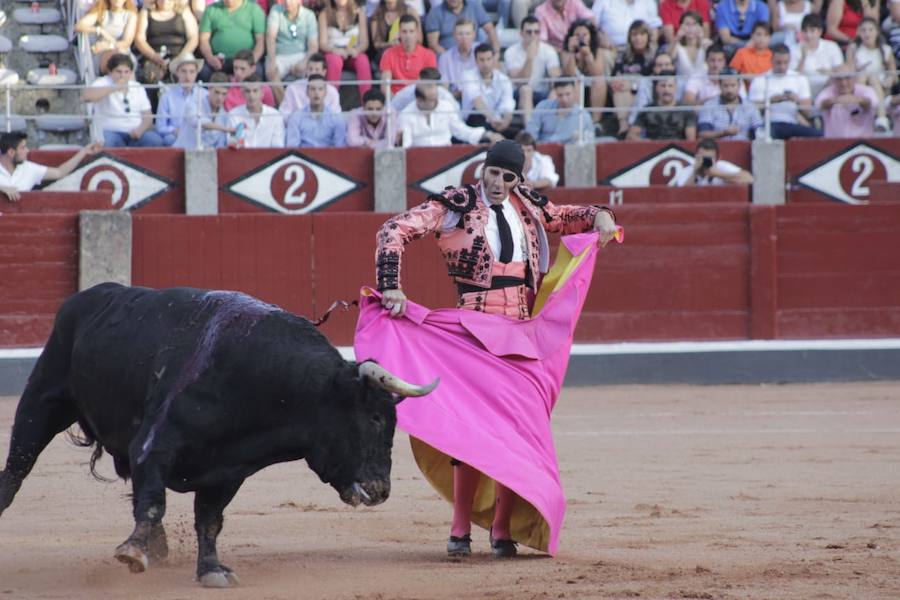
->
[358, 361, 439, 398]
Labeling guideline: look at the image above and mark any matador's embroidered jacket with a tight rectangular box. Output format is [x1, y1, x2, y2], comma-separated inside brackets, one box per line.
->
[375, 184, 615, 291]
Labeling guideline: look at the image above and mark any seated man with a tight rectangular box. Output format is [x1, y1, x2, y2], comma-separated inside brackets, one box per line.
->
[461, 44, 516, 137]
[156, 56, 205, 146]
[534, 0, 594, 52]
[390, 66, 460, 113]
[285, 74, 346, 147]
[198, 0, 266, 80]
[380, 14, 437, 95]
[525, 79, 595, 143]
[347, 88, 394, 148]
[224, 49, 276, 111]
[789, 15, 844, 97]
[438, 18, 479, 97]
[398, 77, 503, 146]
[227, 74, 285, 148]
[683, 45, 747, 106]
[517, 130, 559, 189]
[175, 72, 234, 149]
[748, 44, 820, 139]
[504, 16, 562, 123]
[279, 53, 342, 115]
[628, 52, 685, 127]
[627, 72, 697, 140]
[83, 54, 164, 148]
[0, 132, 101, 201]
[698, 68, 763, 140]
[670, 138, 753, 186]
[814, 65, 879, 138]
[424, 0, 498, 55]
[716, 0, 769, 52]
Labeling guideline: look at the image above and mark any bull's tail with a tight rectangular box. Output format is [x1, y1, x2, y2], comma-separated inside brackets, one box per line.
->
[310, 300, 359, 327]
[66, 422, 117, 483]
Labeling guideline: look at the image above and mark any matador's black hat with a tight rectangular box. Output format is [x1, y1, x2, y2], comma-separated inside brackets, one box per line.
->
[483, 140, 525, 181]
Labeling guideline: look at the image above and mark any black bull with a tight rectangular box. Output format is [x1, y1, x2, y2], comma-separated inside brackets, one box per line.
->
[0, 283, 437, 587]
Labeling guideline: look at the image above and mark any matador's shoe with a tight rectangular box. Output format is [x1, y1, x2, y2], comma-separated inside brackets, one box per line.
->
[447, 534, 472, 557]
[490, 535, 518, 558]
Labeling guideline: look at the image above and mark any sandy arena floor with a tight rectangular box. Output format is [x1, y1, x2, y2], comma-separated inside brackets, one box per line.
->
[0, 382, 898, 600]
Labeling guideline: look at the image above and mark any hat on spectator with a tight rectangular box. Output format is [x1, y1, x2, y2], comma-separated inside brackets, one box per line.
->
[169, 55, 204, 75]
[483, 140, 525, 181]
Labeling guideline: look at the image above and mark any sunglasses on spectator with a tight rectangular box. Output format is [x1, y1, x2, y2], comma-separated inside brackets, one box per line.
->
[123, 95, 130, 113]
[289, 24, 298, 38]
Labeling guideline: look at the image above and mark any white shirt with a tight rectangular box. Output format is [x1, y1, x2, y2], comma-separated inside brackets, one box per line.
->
[592, 0, 662, 47]
[227, 105, 285, 148]
[503, 41, 561, 93]
[399, 98, 485, 147]
[390, 83, 459, 113]
[174, 96, 230, 150]
[90, 76, 152, 133]
[525, 151, 559, 187]
[748, 69, 811, 124]
[438, 46, 477, 92]
[480, 183, 525, 262]
[670, 159, 742, 186]
[0, 160, 48, 192]
[789, 39, 844, 95]
[279, 80, 342, 116]
[461, 70, 515, 120]
[685, 74, 749, 104]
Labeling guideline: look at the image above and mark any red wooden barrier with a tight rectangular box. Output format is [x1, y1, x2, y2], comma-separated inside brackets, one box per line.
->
[0, 215, 79, 347]
[545, 185, 749, 207]
[217, 148, 374, 213]
[598, 140, 751, 187]
[0, 191, 113, 214]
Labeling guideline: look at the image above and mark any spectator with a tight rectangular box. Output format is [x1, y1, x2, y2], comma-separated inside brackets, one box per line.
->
[228, 75, 286, 147]
[198, 0, 266, 80]
[347, 88, 395, 147]
[516, 131, 558, 189]
[684, 44, 749, 104]
[0, 133, 102, 201]
[525, 79, 595, 143]
[883, 0, 900, 63]
[670, 138, 754, 186]
[814, 64, 879, 137]
[225, 49, 277, 110]
[592, 0, 662, 50]
[398, 78, 503, 146]
[611, 20, 655, 135]
[279, 53, 343, 114]
[174, 71, 233, 148]
[660, 0, 712, 44]
[156, 56, 205, 145]
[134, 0, 199, 88]
[319, 0, 373, 96]
[265, 0, 319, 85]
[715, 0, 770, 53]
[698, 67, 764, 139]
[730, 21, 773, 76]
[534, 0, 594, 52]
[83, 54, 164, 147]
[846, 17, 896, 131]
[826, 0, 878, 44]
[285, 74, 347, 146]
[771, 0, 817, 46]
[886, 81, 900, 135]
[424, 0, 498, 55]
[561, 19, 608, 124]
[628, 72, 697, 139]
[371, 0, 422, 65]
[75, 0, 139, 75]
[504, 16, 562, 123]
[668, 11, 711, 78]
[461, 44, 516, 136]
[390, 66, 459, 111]
[790, 14, 845, 95]
[438, 18, 479, 96]
[748, 44, 820, 138]
[380, 14, 437, 94]
[629, 51, 686, 126]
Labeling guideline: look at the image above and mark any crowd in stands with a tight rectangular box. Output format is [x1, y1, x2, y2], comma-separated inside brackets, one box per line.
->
[66, 0, 900, 152]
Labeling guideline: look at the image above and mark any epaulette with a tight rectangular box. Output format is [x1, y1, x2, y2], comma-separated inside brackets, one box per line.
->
[516, 184, 553, 222]
[427, 185, 479, 214]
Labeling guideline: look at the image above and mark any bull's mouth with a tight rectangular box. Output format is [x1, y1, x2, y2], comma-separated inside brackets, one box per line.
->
[339, 481, 389, 507]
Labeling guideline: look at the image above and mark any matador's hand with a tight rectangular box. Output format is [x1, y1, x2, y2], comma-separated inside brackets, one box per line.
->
[593, 210, 618, 247]
[381, 289, 408, 318]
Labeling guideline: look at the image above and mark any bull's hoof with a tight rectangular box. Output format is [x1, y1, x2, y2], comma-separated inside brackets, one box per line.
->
[198, 568, 240, 588]
[147, 524, 169, 563]
[114, 542, 149, 573]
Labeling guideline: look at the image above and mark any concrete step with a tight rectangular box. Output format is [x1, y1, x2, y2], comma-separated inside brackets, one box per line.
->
[19, 33, 69, 52]
[26, 66, 77, 84]
[13, 6, 62, 25]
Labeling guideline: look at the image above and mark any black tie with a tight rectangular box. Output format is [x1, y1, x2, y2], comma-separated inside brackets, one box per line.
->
[490, 204, 514, 264]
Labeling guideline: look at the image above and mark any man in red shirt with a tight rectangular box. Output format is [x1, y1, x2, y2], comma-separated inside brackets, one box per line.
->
[659, 0, 712, 44]
[224, 49, 277, 111]
[380, 15, 438, 95]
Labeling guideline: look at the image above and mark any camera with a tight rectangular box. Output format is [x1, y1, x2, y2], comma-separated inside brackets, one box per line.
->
[701, 156, 714, 169]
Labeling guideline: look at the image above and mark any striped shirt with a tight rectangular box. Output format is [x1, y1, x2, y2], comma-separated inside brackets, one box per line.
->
[697, 97, 763, 140]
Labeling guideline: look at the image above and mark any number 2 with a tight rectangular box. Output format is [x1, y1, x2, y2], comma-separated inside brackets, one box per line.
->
[849, 155, 874, 198]
[283, 164, 307, 205]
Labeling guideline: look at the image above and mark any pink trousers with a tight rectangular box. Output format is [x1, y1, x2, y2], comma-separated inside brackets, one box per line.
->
[324, 52, 372, 96]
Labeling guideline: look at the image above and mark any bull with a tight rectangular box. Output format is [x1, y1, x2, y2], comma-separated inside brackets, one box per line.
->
[0, 283, 437, 587]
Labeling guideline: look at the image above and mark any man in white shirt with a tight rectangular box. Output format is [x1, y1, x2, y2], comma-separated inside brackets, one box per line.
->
[278, 53, 342, 116]
[683, 45, 747, 106]
[516, 130, 558, 189]
[748, 43, 821, 139]
[670, 138, 754, 186]
[461, 44, 516, 137]
[390, 67, 460, 113]
[0, 132, 102, 201]
[790, 14, 844, 96]
[227, 74, 285, 148]
[592, 0, 662, 48]
[438, 18, 478, 96]
[82, 54, 164, 147]
[504, 16, 562, 123]
[399, 79, 503, 147]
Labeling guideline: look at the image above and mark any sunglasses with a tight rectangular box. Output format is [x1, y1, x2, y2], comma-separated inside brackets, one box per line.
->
[123, 95, 130, 113]
[289, 23, 298, 38]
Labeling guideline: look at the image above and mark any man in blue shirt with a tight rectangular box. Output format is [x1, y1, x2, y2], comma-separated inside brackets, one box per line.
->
[716, 0, 769, 53]
[525, 79, 595, 143]
[157, 57, 206, 146]
[285, 74, 346, 147]
[698, 67, 764, 140]
[425, 0, 498, 54]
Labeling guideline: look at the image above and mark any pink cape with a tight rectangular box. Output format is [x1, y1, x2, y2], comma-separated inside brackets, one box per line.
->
[353, 233, 601, 555]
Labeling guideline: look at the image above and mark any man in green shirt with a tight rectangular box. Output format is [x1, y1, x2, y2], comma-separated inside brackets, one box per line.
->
[199, 0, 266, 80]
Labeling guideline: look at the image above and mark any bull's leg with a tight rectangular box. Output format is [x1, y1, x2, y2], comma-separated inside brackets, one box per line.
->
[194, 480, 244, 588]
[0, 383, 77, 518]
